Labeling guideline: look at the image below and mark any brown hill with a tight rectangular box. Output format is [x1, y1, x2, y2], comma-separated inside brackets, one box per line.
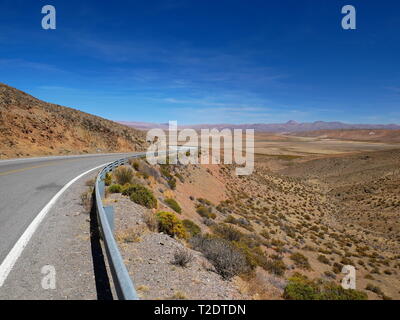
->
[291, 129, 400, 143]
[0, 83, 146, 159]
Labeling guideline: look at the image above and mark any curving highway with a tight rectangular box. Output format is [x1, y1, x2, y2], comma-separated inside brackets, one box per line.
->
[0, 152, 137, 285]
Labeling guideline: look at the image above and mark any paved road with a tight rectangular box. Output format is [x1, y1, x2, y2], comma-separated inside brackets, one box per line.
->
[0, 153, 135, 268]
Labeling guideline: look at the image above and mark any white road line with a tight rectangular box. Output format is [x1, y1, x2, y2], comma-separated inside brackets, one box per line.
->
[0, 162, 110, 287]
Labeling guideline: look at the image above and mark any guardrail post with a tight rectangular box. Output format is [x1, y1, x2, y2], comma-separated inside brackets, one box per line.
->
[104, 206, 115, 234]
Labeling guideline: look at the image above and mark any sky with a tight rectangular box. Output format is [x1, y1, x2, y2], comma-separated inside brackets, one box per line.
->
[0, 0, 399, 124]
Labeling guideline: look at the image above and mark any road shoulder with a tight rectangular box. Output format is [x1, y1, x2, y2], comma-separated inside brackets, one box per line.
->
[0, 172, 101, 300]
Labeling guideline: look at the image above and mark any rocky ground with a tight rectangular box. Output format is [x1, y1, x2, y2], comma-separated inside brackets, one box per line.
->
[109, 193, 246, 300]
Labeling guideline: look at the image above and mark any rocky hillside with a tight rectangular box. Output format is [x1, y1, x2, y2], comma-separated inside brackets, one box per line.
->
[0, 83, 146, 159]
[97, 149, 400, 300]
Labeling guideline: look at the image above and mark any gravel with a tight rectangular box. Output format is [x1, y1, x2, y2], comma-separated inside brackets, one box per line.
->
[109, 193, 246, 300]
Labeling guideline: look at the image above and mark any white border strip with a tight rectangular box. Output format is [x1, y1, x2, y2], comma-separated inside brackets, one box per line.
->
[0, 162, 110, 287]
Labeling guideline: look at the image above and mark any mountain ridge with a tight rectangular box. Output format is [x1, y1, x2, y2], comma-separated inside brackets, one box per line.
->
[118, 120, 400, 133]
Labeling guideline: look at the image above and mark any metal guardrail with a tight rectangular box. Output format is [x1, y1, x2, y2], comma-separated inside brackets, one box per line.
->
[94, 148, 196, 300]
[94, 152, 146, 300]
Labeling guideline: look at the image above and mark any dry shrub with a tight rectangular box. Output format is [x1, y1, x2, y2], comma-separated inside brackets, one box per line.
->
[116, 227, 144, 243]
[290, 252, 312, 270]
[143, 211, 159, 231]
[191, 235, 249, 279]
[246, 270, 287, 299]
[113, 166, 134, 185]
[85, 178, 96, 187]
[129, 159, 140, 171]
[172, 248, 194, 267]
[81, 189, 93, 212]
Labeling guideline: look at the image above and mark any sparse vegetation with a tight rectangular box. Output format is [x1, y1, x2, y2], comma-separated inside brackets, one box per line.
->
[99, 138, 400, 300]
[160, 165, 177, 189]
[80, 189, 93, 212]
[172, 248, 194, 267]
[143, 211, 159, 231]
[283, 273, 367, 300]
[108, 184, 122, 193]
[212, 224, 243, 242]
[164, 198, 182, 213]
[290, 252, 312, 270]
[104, 173, 112, 186]
[114, 166, 134, 185]
[121, 184, 157, 208]
[130, 159, 140, 171]
[182, 219, 201, 237]
[196, 206, 216, 219]
[191, 235, 249, 279]
[116, 228, 143, 243]
[317, 254, 330, 265]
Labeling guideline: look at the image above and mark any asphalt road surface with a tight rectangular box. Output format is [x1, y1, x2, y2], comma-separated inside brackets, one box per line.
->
[0, 153, 136, 272]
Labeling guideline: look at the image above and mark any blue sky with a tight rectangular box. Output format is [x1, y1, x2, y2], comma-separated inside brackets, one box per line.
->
[0, 0, 399, 124]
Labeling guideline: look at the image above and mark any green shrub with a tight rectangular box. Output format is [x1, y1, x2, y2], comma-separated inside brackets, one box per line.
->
[182, 219, 201, 237]
[168, 177, 177, 190]
[290, 252, 312, 270]
[123, 184, 157, 209]
[212, 224, 243, 242]
[196, 206, 216, 219]
[114, 166, 134, 185]
[156, 211, 187, 239]
[283, 274, 318, 300]
[121, 184, 134, 195]
[108, 184, 122, 193]
[318, 282, 368, 300]
[197, 198, 213, 206]
[283, 274, 367, 300]
[165, 198, 182, 213]
[262, 257, 287, 277]
[160, 165, 177, 189]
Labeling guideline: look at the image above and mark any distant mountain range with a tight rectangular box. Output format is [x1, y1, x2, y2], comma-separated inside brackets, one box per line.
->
[118, 120, 400, 133]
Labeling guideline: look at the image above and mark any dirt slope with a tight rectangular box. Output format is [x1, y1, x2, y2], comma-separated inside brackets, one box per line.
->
[0, 83, 146, 159]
